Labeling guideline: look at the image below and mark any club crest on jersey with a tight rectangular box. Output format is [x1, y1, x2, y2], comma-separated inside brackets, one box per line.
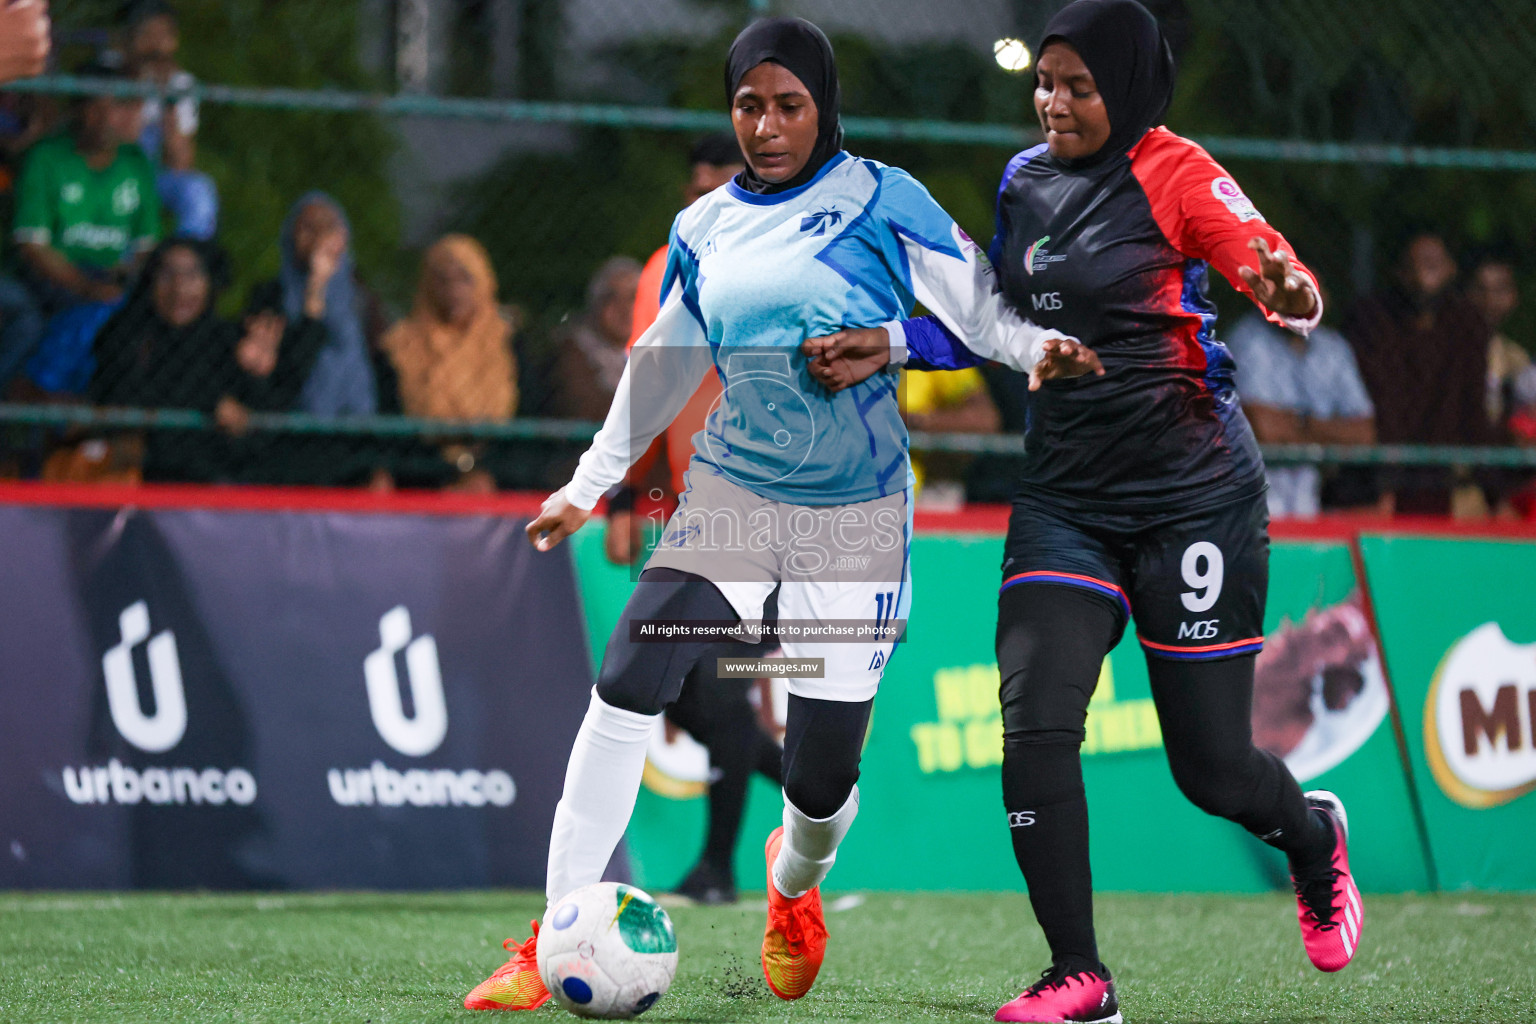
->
[799, 206, 843, 237]
[1025, 236, 1067, 275]
[1210, 177, 1265, 222]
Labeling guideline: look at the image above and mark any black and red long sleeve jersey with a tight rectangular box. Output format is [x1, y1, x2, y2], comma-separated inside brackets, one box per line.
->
[907, 126, 1319, 515]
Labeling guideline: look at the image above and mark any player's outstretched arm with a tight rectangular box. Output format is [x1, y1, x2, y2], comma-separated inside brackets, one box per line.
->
[804, 168, 1102, 393]
[868, 168, 1096, 375]
[1134, 133, 1320, 331]
[526, 488, 591, 551]
[804, 326, 1101, 393]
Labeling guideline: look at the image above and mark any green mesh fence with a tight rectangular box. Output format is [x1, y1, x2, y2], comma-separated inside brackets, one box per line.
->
[0, 0, 1532, 502]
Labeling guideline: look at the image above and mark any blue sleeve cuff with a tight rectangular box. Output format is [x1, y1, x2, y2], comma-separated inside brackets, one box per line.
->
[903, 315, 988, 372]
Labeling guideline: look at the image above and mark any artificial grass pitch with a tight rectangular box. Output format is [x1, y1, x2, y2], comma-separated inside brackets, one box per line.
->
[2, 890, 1531, 1023]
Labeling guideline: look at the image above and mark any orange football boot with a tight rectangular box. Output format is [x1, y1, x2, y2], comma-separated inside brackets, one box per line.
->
[464, 920, 551, 1011]
[760, 826, 829, 1000]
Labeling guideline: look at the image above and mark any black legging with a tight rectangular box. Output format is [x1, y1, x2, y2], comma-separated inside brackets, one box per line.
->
[597, 568, 869, 822]
[665, 659, 784, 874]
[995, 582, 1326, 969]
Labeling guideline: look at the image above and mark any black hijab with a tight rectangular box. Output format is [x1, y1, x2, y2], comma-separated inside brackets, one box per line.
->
[89, 238, 234, 409]
[724, 17, 844, 195]
[1039, 0, 1176, 169]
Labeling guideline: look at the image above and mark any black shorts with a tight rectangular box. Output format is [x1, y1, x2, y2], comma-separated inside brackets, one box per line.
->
[999, 490, 1269, 661]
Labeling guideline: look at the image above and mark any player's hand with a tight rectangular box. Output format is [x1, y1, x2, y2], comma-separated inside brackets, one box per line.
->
[0, 2, 51, 85]
[237, 312, 284, 377]
[308, 228, 347, 286]
[526, 487, 590, 551]
[1029, 332, 1103, 391]
[1239, 238, 1318, 320]
[803, 326, 890, 393]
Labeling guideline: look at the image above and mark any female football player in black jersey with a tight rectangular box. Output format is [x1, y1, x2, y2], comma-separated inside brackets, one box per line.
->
[807, 2, 1361, 1020]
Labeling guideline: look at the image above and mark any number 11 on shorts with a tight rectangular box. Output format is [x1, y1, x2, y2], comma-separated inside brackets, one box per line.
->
[868, 591, 897, 673]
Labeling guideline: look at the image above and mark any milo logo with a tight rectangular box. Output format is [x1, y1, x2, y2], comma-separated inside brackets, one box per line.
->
[1424, 622, 1536, 808]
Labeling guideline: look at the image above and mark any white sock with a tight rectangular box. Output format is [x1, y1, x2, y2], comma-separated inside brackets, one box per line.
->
[771, 787, 860, 899]
[545, 689, 658, 906]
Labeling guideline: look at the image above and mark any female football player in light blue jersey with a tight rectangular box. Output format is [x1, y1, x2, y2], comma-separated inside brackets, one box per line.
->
[464, 17, 1101, 1013]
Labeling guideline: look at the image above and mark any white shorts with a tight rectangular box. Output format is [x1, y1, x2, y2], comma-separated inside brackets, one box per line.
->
[645, 468, 912, 702]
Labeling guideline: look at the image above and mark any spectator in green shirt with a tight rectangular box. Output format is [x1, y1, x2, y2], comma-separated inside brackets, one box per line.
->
[13, 61, 160, 314]
[9, 61, 161, 396]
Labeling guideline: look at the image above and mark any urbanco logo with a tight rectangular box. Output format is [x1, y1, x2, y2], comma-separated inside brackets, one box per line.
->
[63, 601, 255, 807]
[330, 606, 516, 809]
[102, 601, 187, 753]
[363, 606, 448, 757]
[1424, 622, 1536, 808]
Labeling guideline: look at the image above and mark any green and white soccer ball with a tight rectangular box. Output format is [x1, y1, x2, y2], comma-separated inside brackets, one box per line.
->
[536, 882, 679, 1019]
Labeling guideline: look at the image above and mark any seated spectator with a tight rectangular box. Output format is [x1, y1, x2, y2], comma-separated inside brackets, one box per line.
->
[116, 0, 218, 239]
[82, 237, 233, 480]
[8, 60, 159, 395]
[1469, 254, 1536, 518]
[385, 235, 516, 422]
[1345, 233, 1492, 515]
[247, 192, 376, 418]
[1227, 282, 1375, 519]
[208, 193, 376, 486]
[83, 236, 337, 483]
[91, 238, 231, 407]
[553, 256, 641, 420]
[901, 366, 1001, 506]
[1467, 254, 1536, 433]
[382, 234, 517, 491]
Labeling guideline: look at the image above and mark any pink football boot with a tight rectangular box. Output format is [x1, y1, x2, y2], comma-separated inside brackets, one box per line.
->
[1290, 790, 1363, 972]
[994, 962, 1121, 1023]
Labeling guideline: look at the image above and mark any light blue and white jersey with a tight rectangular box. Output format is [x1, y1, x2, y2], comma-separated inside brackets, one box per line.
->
[565, 151, 1063, 510]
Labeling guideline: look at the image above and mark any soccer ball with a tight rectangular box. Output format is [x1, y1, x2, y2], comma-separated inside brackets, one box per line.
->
[536, 882, 679, 1019]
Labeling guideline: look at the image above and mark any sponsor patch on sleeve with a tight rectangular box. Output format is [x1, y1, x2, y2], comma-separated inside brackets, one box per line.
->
[1210, 176, 1265, 223]
[956, 227, 984, 259]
